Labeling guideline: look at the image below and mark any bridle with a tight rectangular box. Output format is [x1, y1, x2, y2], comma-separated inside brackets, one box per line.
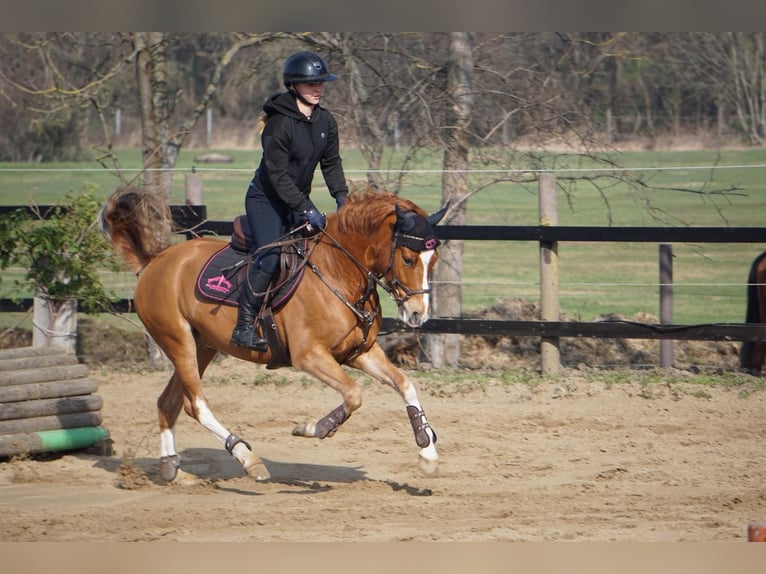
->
[382, 229, 436, 306]
[302, 223, 436, 360]
[311, 225, 432, 307]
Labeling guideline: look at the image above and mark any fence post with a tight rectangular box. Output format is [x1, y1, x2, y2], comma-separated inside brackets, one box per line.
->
[206, 108, 213, 148]
[185, 169, 204, 206]
[659, 244, 674, 367]
[539, 173, 560, 375]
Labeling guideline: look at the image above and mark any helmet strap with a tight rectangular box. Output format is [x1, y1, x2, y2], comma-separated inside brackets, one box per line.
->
[288, 85, 315, 109]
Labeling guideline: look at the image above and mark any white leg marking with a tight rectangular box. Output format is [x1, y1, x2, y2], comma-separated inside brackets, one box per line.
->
[419, 250, 434, 322]
[403, 381, 421, 408]
[195, 397, 231, 444]
[160, 428, 176, 458]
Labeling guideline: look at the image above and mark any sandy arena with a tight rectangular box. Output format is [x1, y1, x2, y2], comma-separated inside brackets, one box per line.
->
[1, 350, 765, 542]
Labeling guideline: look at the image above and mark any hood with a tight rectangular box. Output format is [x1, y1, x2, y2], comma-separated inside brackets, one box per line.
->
[263, 91, 308, 121]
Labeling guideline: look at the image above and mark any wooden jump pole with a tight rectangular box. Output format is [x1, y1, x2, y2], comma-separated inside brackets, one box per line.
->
[0, 411, 102, 434]
[0, 379, 100, 402]
[538, 173, 560, 375]
[0, 426, 109, 458]
[0, 345, 108, 457]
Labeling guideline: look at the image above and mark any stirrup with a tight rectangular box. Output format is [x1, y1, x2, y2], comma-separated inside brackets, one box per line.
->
[231, 325, 269, 352]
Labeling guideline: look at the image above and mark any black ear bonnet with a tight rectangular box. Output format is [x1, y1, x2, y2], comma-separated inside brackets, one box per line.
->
[393, 203, 448, 251]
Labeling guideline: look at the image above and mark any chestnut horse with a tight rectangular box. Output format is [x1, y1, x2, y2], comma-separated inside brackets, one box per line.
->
[99, 187, 446, 481]
[740, 249, 766, 374]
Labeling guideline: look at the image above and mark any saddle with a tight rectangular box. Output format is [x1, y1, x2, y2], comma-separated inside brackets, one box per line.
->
[195, 215, 309, 369]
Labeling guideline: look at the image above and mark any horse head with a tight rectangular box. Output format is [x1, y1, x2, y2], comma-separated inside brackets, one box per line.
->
[390, 202, 448, 327]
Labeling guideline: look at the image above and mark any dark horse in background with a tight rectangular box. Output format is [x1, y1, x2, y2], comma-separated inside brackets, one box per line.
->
[99, 187, 447, 481]
[740, 249, 766, 374]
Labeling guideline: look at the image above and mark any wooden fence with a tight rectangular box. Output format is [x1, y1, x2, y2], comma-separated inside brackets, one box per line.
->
[2, 194, 766, 372]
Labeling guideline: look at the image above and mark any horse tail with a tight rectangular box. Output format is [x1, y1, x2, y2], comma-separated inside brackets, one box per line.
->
[740, 249, 766, 370]
[98, 185, 173, 272]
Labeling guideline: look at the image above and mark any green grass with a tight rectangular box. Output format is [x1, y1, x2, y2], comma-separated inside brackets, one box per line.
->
[1, 146, 764, 328]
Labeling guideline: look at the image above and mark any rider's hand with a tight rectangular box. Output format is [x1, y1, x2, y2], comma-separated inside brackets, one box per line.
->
[334, 191, 347, 211]
[302, 208, 326, 231]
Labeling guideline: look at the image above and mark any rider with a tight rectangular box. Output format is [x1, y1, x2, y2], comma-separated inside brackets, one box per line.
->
[231, 50, 349, 351]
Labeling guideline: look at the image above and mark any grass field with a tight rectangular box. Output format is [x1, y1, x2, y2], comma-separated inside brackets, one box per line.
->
[1, 146, 764, 328]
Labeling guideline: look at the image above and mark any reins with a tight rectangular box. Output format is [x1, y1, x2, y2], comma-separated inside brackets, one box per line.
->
[250, 220, 429, 361]
[304, 228, 385, 359]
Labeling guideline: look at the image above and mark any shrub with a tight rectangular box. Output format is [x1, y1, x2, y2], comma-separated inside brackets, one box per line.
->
[0, 184, 122, 312]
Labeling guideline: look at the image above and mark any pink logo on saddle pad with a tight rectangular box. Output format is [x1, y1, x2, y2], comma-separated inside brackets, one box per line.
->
[205, 274, 233, 294]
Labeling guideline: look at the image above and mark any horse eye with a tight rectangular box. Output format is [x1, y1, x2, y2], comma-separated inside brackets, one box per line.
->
[402, 256, 415, 267]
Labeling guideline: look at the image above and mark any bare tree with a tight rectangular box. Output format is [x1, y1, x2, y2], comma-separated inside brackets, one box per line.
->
[422, 33, 473, 368]
[665, 33, 766, 146]
[0, 32, 281, 194]
[130, 32, 280, 197]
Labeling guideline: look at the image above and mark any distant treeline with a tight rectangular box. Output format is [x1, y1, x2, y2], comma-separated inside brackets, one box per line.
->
[1, 32, 764, 163]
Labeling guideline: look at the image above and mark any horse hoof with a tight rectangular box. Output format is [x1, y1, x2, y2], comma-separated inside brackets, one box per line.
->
[418, 456, 439, 477]
[172, 469, 205, 486]
[159, 454, 180, 482]
[291, 421, 317, 438]
[244, 460, 271, 481]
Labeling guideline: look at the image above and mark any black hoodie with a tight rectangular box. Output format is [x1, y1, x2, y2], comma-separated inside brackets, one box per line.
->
[255, 91, 348, 213]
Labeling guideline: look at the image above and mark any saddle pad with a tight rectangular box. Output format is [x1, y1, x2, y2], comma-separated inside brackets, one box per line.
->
[195, 243, 306, 311]
[196, 244, 247, 306]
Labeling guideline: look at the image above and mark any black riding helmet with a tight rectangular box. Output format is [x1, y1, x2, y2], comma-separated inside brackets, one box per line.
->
[283, 51, 337, 87]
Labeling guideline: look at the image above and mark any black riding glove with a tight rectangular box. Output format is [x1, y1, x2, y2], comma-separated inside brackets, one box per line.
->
[298, 207, 326, 231]
[334, 191, 348, 210]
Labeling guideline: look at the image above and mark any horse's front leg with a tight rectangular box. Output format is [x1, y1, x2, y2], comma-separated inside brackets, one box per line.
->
[290, 350, 362, 439]
[348, 342, 439, 476]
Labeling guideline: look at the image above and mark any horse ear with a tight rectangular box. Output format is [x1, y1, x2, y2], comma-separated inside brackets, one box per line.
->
[395, 203, 405, 222]
[395, 203, 416, 230]
[427, 202, 450, 227]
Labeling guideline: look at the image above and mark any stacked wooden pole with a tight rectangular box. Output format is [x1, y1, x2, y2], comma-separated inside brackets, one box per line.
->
[0, 346, 109, 457]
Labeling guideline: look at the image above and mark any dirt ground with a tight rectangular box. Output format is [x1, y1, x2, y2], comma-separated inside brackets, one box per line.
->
[2, 348, 766, 542]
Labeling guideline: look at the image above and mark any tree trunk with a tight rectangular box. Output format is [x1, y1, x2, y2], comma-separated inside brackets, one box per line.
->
[338, 34, 385, 188]
[133, 32, 176, 199]
[423, 32, 473, 368]
[728, 32, 766, 145]
[33, 295, 77, 355]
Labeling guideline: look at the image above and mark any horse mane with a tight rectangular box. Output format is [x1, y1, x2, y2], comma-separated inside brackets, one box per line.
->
[334, 187, 424, 236]
[99, 185, 173, 272]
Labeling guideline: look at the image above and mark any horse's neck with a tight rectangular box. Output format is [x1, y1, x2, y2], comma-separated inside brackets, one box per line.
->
[327, 227, 388, 277]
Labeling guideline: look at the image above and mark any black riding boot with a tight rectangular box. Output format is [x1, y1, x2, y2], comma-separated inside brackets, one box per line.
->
[231, 268, 273, 351]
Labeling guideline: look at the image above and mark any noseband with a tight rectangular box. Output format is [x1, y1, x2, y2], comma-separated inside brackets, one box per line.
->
[383, 229, 435, 306]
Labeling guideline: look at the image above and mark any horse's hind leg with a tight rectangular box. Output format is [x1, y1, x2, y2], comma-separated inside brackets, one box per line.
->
[348, 342, 439, 476]
[156, 343, 270, 482]
[156, 371, 184, 481]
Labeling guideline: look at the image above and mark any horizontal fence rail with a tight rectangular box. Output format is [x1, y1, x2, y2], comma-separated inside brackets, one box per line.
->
[6, 204, 766, 243]
[379, 318, 766, 342]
